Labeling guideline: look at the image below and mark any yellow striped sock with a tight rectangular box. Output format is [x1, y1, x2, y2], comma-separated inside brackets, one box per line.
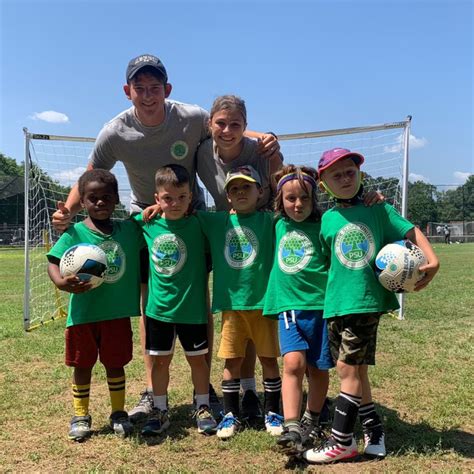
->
[108, 376, 126, 413]
[72, 383, 90, 417]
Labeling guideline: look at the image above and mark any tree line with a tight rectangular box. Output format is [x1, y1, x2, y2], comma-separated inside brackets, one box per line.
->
[1, 151, 472, 230]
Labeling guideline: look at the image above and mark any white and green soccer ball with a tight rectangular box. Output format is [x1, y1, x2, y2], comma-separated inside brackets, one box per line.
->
[375, 240, 426, 293]
[60, 243, 108, 289]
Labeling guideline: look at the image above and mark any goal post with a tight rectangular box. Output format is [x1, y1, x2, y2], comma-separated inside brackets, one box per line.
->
[23, 117, 411, 330]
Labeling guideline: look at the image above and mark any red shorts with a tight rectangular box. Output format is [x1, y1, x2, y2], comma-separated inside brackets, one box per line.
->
[65, 318, 133, 368]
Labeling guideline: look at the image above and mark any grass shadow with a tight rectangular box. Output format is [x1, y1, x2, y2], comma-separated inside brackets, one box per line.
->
[373, 403, 474, 459]
[123, 402, 200, 446]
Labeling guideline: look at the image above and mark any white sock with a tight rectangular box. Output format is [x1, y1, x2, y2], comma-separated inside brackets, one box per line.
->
[153, 394, 167, 411]
[195, 393, 210, 409]
[241, 377, 257, 394]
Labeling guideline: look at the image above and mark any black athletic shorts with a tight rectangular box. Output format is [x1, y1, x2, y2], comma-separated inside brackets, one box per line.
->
[145, 316, 208, 356]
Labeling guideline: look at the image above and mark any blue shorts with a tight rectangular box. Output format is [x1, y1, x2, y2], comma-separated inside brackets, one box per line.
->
[278, 309, 334, 370]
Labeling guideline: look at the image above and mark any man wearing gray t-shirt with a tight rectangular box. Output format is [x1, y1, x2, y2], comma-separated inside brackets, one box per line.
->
[52, 53, 279, 423]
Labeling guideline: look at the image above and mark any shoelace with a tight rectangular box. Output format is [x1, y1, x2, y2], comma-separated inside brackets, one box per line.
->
[218, 415, 237, 428]
[138, 392, 153, 406]
[266, 413, 284, 426]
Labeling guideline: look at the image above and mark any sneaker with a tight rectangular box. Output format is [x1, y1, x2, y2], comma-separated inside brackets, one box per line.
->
[241, 390, 262, 421]
[216, 412, 242, 439]
[68, 415, 92, 442]
[141, 408, 170, 436]
[209, 384, 223, 416]
[110, 410, 133, 438]
[265, 411, 284, 436]
[303, 436, 359, 464]
[129, 390, 154, 423]
[364, 426, 386, 458]
[277, 427, 306, 455]
[195, 405, 218, 435]
[300, 415, 327, 445]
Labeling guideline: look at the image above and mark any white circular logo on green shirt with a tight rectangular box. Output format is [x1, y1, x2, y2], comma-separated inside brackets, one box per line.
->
[151, 234, 187, 275]
[224, 226, 258, 269]
[100, 240, 126, 283]
[278, 230, 313, 274]
[170, 140, 189, 160]
[334, 222, 375, 269]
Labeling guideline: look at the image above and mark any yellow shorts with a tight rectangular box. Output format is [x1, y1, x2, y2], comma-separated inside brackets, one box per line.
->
[218, 309, 280, 359]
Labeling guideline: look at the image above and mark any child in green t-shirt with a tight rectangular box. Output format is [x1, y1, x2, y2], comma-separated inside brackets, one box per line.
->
[196, 165, 283, 439]
[262, 165, 334, 456]
[47, 169, 143, 442]
[303, 148, 439, 464]
[134, 164, 217, 437]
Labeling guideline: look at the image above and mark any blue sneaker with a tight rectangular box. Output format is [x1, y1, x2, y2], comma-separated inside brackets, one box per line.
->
[141, 408, 170, 436]
[265, 411, 284, 436]
[216, 412, 241, 439]
[195, 405, 217, 435]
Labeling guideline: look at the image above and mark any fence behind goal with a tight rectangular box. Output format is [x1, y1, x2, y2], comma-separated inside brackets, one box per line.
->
[23, 117, 411, 330]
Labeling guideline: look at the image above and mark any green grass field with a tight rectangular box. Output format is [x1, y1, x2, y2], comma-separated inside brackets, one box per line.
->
[0, 244, 473, 472]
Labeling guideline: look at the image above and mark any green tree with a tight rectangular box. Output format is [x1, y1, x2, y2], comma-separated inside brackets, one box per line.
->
[407, 181, 438, 228]
[436, 175, 474, 223]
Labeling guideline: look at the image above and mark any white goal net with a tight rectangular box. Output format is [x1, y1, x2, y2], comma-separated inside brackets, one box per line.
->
[23, 117, 411, 330]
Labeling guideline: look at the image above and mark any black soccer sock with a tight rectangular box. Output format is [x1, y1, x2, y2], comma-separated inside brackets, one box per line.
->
[331, 391, 361, 446]
[222, 379, 240, 417]
[263, 377, 282, 414]
[359, 402, 382, 431]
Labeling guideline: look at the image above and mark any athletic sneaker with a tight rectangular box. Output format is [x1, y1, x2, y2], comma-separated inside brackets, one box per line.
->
[277, 427, 306, 455]
[364, 426, 386, 458]
[264, 411, 284, 436]
[241, 390, 262, 421]
[109, 410, 133, 438]
[141, 408, 170, 436]
[303, 436, 359, 464]
[129, 390, 154, 423]
[195, 405, 218, 435]
[68, 415, 92, 442]
[216, 412, 242, 439]
[300, 415, 327, 445]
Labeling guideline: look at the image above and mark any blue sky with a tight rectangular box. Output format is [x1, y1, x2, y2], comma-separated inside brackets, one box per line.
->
[1, 0, 472, 186]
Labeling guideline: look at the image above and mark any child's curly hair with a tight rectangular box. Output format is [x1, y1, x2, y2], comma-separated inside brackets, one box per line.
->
[273, 164, 321, 221]
[78, 169, 119, 198]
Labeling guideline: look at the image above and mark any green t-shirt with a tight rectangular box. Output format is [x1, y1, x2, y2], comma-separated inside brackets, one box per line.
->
[196, 211, 274, 312]
[133, 213, 207, 324]
[263, 218, 328, 318]
[320, 202, 414, 318]
[47, 220, 143, 327]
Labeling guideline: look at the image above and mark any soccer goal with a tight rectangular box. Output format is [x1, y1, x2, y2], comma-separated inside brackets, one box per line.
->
[23, 117, 411, 330]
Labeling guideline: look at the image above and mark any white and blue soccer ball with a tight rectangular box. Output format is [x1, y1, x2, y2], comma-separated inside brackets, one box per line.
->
[60, 243, 108, 289]
[375, 240, 426, 293]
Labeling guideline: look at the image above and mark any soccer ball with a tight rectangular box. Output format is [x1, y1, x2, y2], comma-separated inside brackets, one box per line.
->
[375, 240, 426, 293]
[60, 243, 108, 289]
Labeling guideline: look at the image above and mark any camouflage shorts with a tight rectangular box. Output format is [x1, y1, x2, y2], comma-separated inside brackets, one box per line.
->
[327, 313, 382, 365]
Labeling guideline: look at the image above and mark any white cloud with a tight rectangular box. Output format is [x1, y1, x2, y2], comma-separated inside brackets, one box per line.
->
[409, 172, 430, 183]
[453, 171, 471, 183]
[409, 134, 428, 149]
[384, 133, 427, 153]
[52, 166, 86, 184]
[30, 110, 70, 123]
